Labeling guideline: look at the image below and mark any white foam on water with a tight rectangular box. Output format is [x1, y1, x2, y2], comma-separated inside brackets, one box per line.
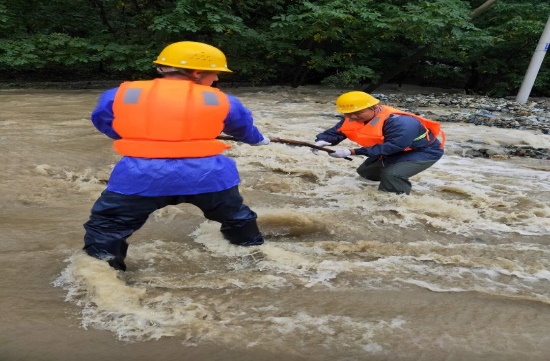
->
[56, 221, 550, 348]
[45, 88, 550, 357]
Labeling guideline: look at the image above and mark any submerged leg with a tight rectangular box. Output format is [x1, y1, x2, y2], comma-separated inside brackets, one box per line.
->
[83, 190, 162, 270]
[220, 214, 263, 246]
[188, 186, 264, 246]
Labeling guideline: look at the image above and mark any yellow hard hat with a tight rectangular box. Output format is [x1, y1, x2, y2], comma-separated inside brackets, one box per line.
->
[153, 41, 232, 72]
[335, 91, 379, 113]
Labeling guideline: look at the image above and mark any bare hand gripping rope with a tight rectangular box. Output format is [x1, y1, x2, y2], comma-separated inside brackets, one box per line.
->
[216, 135, 353, 161]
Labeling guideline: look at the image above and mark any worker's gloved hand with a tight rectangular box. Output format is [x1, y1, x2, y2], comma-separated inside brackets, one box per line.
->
[252, 137, 270, 146]
[329, 148, 352, 158]
[311, 140, 331, 155]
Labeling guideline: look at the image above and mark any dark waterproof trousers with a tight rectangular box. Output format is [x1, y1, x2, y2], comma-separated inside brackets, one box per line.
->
[357, 159, 439, 195]
[83, 186, 263, 271]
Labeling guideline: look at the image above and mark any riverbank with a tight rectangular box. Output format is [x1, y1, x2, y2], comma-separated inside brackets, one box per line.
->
[374, 89, 550, 160]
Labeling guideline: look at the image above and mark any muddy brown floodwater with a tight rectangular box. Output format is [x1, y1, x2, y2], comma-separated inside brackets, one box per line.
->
[1, 86, 549, 361]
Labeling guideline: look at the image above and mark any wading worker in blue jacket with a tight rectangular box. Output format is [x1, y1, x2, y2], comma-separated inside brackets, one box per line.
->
[83, 41, 270, 271]
[312, 91, 444, 194]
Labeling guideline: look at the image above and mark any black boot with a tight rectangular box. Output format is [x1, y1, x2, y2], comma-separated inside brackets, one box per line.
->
[220, 218, 264, 246]
[84, 245, 127, 271]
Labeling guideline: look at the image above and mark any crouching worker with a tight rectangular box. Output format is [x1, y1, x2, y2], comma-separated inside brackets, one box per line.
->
[312, 91, 444, 194]
[83, 41, 270, 271]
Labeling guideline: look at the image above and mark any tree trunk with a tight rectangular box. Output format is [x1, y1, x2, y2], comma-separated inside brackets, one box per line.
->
[470, 0, 500, 19]
[88, 0, 117, 35]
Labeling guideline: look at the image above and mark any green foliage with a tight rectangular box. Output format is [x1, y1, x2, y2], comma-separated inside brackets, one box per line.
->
[0, 4, 9, 32]
[149, 1, 248, 35]
[0, 0, 548, 96]
[321, 66, 378, 87]
[262, 0, 385, 86]
[464, 0, 550, 95]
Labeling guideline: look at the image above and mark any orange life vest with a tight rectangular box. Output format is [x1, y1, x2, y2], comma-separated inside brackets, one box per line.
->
[338, 105, 445, 150]
[112, 78, 231, 158]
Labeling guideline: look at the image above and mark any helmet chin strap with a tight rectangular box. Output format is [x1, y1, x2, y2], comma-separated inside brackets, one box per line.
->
[156, 66, 178, 74]
[156, 66, 201, 83]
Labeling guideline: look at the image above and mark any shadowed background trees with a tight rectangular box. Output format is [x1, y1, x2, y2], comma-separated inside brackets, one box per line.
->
[0, 0, 548, 96]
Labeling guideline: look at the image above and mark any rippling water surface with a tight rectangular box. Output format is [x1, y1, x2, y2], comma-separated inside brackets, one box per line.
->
[1, 86, 549, 361]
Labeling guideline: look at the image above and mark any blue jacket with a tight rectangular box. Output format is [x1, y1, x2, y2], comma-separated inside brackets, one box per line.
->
[91, 87, 265, 196]
[316, 114, 444, 166]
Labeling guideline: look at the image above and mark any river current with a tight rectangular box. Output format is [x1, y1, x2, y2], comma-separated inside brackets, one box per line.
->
[1, 86, 549, 361]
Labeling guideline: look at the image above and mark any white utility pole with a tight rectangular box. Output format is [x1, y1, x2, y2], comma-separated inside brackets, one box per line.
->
[516, 16, 550, 103]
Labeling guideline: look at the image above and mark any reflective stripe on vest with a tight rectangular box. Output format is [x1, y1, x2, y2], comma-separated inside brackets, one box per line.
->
[338, 105, 445, 149]
[112, 79, 231, 158]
